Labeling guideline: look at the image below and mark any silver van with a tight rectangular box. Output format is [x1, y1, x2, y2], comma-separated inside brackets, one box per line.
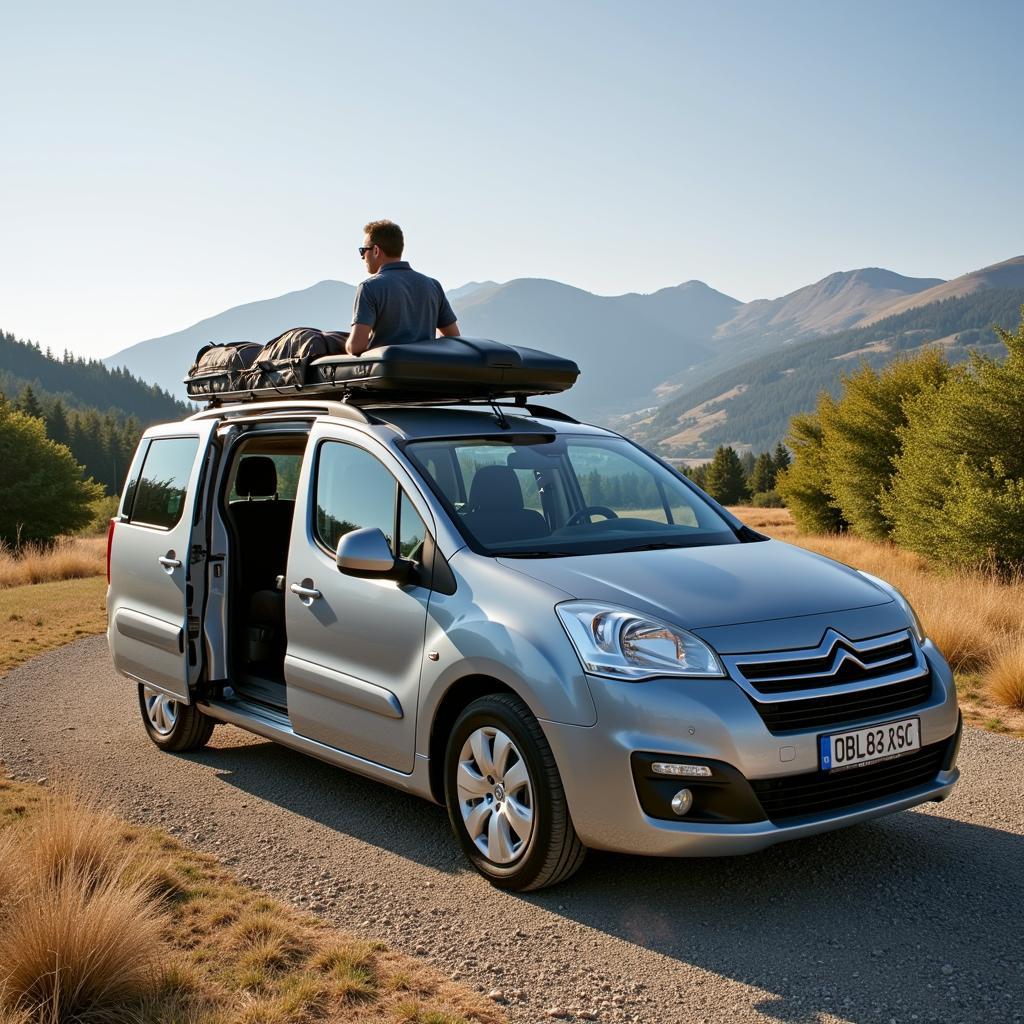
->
[107, 398, 961, 890]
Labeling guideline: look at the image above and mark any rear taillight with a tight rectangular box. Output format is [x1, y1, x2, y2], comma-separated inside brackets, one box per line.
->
[106, 518, 117, 584]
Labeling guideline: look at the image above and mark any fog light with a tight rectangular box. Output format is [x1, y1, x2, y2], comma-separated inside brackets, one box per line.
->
[671, 789, 693, 816]
[652, 762, 712, 778]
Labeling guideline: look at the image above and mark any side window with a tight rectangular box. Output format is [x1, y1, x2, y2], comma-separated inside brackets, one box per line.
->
[399, 492, 427, 559]
[315, 442, 397, 553]
[128, 437, 200, 530]
[120, 441, 150, 519]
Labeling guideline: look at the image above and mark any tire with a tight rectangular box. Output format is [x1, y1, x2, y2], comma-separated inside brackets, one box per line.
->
[138, 684, 215, 752]
[444, 693, 586, 891]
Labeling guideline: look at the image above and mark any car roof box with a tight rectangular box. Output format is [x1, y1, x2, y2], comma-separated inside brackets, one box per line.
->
[186, 336, 580, 406]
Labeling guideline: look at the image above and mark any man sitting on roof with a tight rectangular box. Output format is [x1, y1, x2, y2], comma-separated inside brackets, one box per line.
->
[345, 219, 461, 356]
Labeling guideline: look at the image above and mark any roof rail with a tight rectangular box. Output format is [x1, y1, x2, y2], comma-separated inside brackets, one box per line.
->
[188, 400, 379, 425]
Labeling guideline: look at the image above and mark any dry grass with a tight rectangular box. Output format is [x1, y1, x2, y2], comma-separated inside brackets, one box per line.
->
[985, 634, 1024, 711]
[0, 576, 107, 674]
[0, 785, 168, 1023]
[0, 869, 168, 1019]
[732, 506, 1024, 734]
[0, 537, 106, 589]
[0, 779, 500, 1024]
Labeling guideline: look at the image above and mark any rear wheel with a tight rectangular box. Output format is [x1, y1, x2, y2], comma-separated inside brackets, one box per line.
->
[444, 693, 586, 891]
[138, 684, 215, 752]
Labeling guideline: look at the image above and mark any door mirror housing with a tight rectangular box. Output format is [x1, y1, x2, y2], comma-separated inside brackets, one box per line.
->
[336, 527, 398, 578]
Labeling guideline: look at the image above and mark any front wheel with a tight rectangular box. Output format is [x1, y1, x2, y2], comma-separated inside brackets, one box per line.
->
[138, 684, 215, 752]
[444, 693, 586, 891]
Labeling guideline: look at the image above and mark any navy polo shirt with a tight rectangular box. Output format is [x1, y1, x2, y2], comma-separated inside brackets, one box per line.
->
[351, 261, 458, 348]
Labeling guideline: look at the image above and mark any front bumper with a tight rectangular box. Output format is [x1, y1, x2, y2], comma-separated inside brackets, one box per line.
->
[541, 642, 961, 857]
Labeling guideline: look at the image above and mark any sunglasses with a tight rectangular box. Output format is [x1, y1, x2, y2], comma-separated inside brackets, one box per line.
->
[358, 245, 376, 257]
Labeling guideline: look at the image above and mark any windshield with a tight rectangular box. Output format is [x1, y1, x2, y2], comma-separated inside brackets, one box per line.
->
[406, 434, 740, 557]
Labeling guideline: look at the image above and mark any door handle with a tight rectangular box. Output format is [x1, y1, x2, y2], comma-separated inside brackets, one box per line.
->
[158, 555, 182, 570]
[289, 582, 322, 602]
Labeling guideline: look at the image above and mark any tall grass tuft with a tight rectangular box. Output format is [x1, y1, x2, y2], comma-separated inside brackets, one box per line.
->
[985, 635, 1024, 711]
[0, 789, 169, 1022]
[18, 787, 129, 888]
[0, 537, 105, 588]
[0, 868, 167, 1020]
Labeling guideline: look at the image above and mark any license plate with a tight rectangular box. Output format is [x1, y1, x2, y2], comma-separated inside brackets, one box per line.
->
[820, 717, 920, 772]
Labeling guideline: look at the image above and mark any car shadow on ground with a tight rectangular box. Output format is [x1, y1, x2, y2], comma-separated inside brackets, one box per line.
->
[185, 735, 1023, 1024]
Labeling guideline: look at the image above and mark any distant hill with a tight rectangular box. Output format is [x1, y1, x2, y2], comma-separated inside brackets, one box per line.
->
[102, 256, 1020, 427]
[454, 278, 742, 416]
[859, 255, 1024, 325]
[625, 285, 1024, 457]
[1, 330, 188, 424]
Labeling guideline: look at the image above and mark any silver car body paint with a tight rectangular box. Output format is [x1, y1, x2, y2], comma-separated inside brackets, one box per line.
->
[108, 400, 961, 858]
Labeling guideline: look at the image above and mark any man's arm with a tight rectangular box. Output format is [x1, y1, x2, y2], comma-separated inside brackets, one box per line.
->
[346, 323, 373, 355]
[438, 321, 460, 338]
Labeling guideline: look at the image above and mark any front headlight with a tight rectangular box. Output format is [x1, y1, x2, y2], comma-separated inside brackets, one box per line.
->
[857, 571, 927, 644]
[556, 601, 725, 680]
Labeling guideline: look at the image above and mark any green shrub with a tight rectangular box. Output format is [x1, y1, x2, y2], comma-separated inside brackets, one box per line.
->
[0, 407, 104, 546]
[882, 309, 1024, 574]
[751, 489, 785, 508]
[820, 350, 950, 540]
[776, 408, 847, 533]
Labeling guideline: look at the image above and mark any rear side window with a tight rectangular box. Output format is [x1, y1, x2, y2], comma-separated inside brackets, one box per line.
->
[128, 437, 200, 529]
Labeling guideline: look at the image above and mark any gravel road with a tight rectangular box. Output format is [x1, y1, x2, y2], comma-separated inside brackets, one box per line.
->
[2, 637, 1022, 1024]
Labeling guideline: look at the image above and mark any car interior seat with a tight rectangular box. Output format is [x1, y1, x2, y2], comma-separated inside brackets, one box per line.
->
[462, 465, 549, 544]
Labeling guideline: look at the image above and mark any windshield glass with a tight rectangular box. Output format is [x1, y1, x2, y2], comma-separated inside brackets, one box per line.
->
[406, 434, 739, 556]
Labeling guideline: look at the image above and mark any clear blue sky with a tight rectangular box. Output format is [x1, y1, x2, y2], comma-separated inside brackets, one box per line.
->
[2, 0, 1021, 359]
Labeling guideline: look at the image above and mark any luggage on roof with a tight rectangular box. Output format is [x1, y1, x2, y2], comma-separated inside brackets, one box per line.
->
[186, 340, 262, 397]
[185, 335, 579, 405]
[185, 327, 349, 400]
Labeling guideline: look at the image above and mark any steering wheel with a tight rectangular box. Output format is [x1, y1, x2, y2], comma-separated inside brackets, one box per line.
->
[565, 505, 620, 527]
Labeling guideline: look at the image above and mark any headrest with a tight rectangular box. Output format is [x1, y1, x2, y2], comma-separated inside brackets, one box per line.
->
[236, 456, 277, 498]
[469, 465, 524, 511]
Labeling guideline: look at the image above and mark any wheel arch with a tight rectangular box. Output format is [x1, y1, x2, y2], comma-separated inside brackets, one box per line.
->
[427, 674, 521, 804]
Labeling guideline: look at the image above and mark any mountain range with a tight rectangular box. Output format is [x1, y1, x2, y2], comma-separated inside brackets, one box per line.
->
[103, 255, 1024, 443]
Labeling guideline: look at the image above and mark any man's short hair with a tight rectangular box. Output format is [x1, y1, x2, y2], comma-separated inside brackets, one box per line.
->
[364, 220, 404, 258]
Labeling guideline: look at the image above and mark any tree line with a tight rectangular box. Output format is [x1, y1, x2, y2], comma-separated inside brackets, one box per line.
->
[6, 384, 142, 496]
[683, 444, 791, 506]
[776, 307, 1024, 574]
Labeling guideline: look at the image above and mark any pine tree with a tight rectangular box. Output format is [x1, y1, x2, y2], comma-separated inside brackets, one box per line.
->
[750, 451, 777, 494]
[45, 398, 70, 447]
[703, 446, 750, 505]
[772, 442, 791, 474]
[16, 385, 44, 420]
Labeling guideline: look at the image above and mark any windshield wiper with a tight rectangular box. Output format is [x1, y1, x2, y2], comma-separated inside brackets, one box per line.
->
[616, 541, 687, 552]
[493, 550, 577, 558]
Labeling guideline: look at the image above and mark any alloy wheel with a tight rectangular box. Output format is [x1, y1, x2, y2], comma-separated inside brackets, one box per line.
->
[456, 726, 535, 864]
[143, 686, 179, 736]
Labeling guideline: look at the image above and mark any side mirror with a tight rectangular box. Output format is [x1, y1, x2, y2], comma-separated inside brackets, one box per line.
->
[336, 527, 397, 578]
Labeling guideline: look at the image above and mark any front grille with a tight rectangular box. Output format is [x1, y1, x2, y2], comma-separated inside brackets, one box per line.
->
[751, 674, 933, 733]
[750, 741, 948, 823]
[735, 632, 918, 694]
[741, 630, 917, 696]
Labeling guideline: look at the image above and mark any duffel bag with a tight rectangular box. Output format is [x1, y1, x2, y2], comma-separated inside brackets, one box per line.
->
[185, 340, 262, 398]
[242, 327, 349, 391]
